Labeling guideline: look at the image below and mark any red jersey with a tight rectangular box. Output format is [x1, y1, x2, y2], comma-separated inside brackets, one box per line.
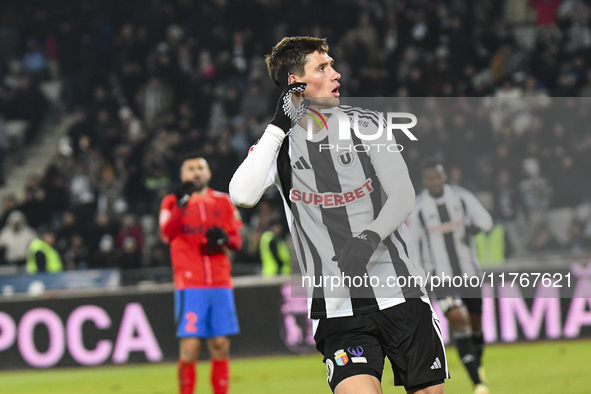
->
[159, 188, 243, 289]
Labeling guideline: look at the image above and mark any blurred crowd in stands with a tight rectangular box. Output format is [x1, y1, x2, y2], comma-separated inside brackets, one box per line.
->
[0, 37, 50, 187]
[1, 0, 591, 276]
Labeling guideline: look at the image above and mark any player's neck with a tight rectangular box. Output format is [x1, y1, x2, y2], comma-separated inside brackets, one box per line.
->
[429, 189, 445, 198]
[194, 187, 209, 196]
[298, 110, 332, 134]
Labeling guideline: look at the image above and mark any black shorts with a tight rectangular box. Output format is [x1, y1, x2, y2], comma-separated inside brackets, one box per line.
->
[315, 298, 449, 392]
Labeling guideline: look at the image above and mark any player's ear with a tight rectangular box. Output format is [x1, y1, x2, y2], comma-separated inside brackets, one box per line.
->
[288, 74, 297, 85]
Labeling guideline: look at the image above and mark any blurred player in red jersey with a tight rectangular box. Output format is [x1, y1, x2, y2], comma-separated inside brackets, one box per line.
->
[160, 154, 243, 394]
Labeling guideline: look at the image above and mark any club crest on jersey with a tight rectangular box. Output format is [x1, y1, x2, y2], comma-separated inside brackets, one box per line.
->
[334, 349, 349, 366]
[348, 346, 367, 363]
[335, 150, 356, 169]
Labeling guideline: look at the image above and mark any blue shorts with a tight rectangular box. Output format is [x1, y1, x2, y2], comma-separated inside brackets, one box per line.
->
[174, 288, 240, 338]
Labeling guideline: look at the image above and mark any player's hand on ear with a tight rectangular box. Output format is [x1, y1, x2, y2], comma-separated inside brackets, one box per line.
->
[270, 82, 309, 133]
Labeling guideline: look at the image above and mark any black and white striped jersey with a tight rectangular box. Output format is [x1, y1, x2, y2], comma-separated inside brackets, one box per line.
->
[408, 185, 493, 278]
[267, 106, 427, 319]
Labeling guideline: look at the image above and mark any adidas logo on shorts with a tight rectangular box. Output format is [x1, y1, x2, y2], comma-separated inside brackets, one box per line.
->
[430, 357, 442, 370]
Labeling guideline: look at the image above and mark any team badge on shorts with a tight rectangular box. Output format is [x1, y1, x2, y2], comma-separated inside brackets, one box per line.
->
[348, 346, 367, 363]
[326, 359, 334, 382]
[334, 349, 349, 366]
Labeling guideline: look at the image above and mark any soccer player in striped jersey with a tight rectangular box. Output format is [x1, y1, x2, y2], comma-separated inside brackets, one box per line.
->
[230, 37, 447, 394]
[160, 154, 243, 394]
[408, 158, 493, 394]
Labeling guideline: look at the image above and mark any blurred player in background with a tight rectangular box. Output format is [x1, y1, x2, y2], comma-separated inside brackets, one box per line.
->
[160, 154, 243, 394]
[408, 158, 493, 394]
[260, 216, 291, 277]
[231, 37, 446, 394]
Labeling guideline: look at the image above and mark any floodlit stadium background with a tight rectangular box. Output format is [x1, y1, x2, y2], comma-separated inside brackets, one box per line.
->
[0, 0, 590, 393]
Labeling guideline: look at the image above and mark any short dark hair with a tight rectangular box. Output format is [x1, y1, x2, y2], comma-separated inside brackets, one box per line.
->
[37, 225, 53, 237]
[421, 156, 445, 172]
[265, 36, 329, 89]
[178, 151, 207, 169]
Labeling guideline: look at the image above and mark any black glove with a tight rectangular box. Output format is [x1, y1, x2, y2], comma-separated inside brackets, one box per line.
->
[175, 182, 196, 208]
[270, 82, 308, 133]
[206, 226, 228, 246]
[332, 230, 381, 275]
[461, 224, 481, 245]
[465, 224, 482, 236]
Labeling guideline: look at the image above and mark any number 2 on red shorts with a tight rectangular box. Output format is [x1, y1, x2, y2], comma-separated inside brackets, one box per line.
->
[185, 312, 198, 333]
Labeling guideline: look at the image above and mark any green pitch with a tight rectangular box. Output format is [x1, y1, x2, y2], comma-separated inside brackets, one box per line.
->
[1, 340, 589, 394]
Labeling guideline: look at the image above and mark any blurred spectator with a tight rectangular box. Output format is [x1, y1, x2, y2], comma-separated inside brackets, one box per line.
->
[96, 165, 127, 217]
[116, 236, 143, 270]
[26, 229, 63, 274]
[18, 184, 51, 228]
[474, 224, 509, 265]
[84, 214, 117, 256]
[0, 121, 7, 186]
[70, 163, 96, 218]
[148, 242, 170, 267]
[55, 211, 80, 258]
[0, 211, 37, 268]
[493, 169, 523, 255]
[260, 217, 291, 277]
[549, 156, 581, 208]
[93, 234, 119, 269]
[136, 76, 175, 127]
[42, 164, 70, 219]
[63, 234, 90, 270]
[519, 158, 553, 243]
[116, 214, 143, 251]
[529, 223, 561, 251]
[0, 194, 19, 228]
[22, 38, 48, 81]
[240, 83, 270, 121]
[529, 0, 561, 27]
[569, 221, 591, 255]
[57, 21, 81, 109]
[119, 106, 142, 143]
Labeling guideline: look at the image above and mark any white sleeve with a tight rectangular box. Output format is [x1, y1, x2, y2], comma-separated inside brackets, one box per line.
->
[364, 168, 415, 240]
[461, 190, 493, 232]
[362, 130, 416, 240]
[406, 206, 424, 247]
[229, 124, 285, 208]
[406, 206, 424, 263]
[407, 207, 433, 273]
